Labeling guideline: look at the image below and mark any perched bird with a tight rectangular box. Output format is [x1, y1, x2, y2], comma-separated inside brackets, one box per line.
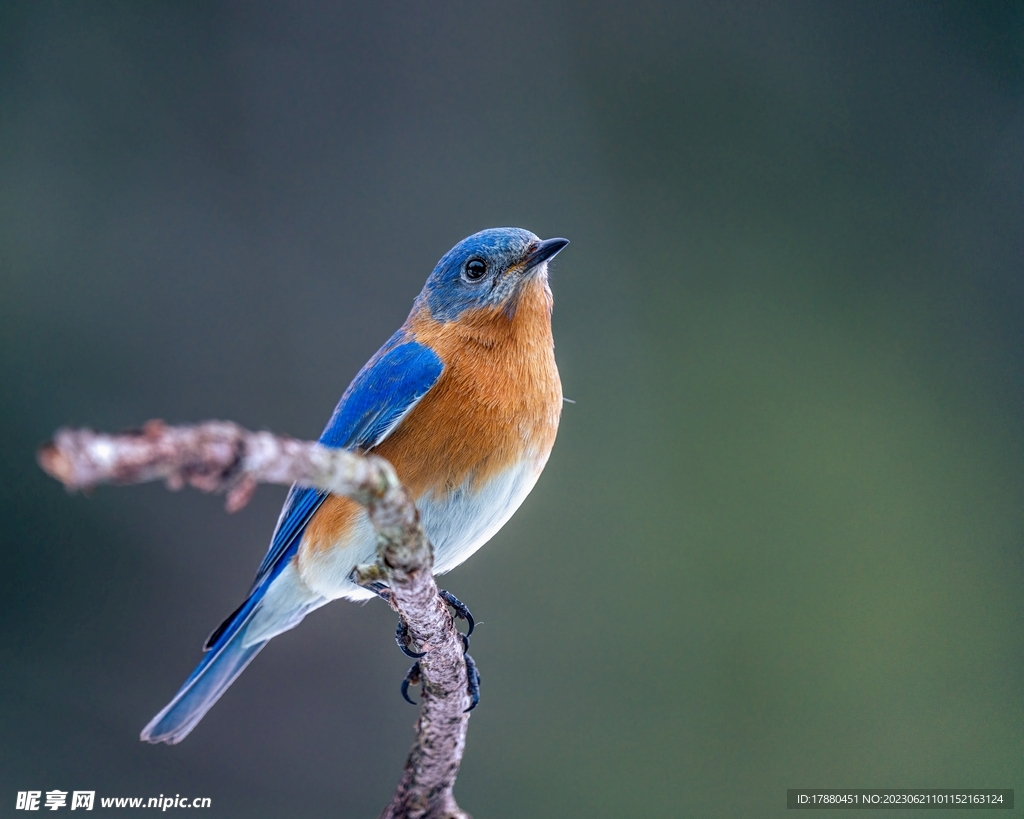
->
[141, 227, 568, 744]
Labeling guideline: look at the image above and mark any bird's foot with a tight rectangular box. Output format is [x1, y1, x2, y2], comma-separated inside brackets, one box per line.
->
[360, 579, 392, 604]
[401, 661, 421, 705]
[362, 578, 480, 709]
[464, 651, 481, 712]
[438, 588, 475, 637]
[400, 652, 480, 712]
[395, 618, 426, 658]
[438, 589, 480, 710]
[359, 581, 426, 659]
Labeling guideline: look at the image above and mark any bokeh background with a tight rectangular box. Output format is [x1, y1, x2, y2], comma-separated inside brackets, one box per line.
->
[2, 1, 1023, 816]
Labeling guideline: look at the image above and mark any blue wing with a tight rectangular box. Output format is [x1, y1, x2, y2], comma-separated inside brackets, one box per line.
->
[242, 336, 443, 604]
[319, 339, 445, 449]
[147, 335, 444, 742]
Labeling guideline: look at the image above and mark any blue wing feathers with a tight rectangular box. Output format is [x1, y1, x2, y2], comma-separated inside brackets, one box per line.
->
[201, 486, 326, 653]
[319, 339, 444, 449]
[245, 485, 326, 598]
[144, 338, 444, 742]
[242, 339, 442, 599]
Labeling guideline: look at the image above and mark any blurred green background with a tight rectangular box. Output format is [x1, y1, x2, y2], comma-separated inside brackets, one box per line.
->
[2, 1, 1023, 816]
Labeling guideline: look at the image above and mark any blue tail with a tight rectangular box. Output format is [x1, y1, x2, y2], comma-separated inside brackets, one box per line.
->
[140, 598, 267, 745]
[141, 564, 322, 745]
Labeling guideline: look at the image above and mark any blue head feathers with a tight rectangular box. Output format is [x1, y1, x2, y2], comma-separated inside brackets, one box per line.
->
[418, 228, 569, 322]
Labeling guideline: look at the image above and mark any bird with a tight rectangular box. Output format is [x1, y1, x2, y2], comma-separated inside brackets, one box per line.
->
[141, 227, 568, 744]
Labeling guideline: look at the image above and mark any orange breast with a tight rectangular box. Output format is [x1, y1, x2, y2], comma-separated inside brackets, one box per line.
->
[388, 274, 561, 496]
[302, 275, 561, 559]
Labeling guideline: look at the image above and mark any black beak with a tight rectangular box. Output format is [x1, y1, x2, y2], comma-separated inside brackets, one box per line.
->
[523, 237, 570, 271]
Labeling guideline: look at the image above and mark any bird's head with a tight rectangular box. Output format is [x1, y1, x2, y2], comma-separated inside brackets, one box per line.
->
[417, 228, 569, 322]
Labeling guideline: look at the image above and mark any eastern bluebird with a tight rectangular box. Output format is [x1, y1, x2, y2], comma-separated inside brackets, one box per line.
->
[141, 227, 568, 744]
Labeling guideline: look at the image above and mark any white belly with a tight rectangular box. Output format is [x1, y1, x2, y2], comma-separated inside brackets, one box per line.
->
[298, 457, 545, 601]
[424, 458, 542, 575]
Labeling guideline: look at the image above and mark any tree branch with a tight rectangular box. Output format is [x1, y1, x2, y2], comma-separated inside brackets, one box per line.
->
[38, 420, 473, 819]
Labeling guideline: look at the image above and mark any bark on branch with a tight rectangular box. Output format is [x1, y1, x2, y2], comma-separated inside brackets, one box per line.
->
[38, 420, 473, 819]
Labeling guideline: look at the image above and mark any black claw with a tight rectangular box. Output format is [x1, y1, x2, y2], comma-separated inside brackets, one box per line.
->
[438, 589, 475, 637]
[464, 653, 481, 712]
[401, 662, 421, 705]
[382, 586, 479, 709]
[364, 582, 394, 606]
[395, 619, 426, 658]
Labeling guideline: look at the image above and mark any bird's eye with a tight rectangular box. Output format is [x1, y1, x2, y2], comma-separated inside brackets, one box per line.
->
[464, 258, 487, 281]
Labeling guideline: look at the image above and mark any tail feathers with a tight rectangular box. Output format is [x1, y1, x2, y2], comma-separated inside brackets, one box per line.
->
[141, 563, 323, 744]
[140, 628, 268, 745]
